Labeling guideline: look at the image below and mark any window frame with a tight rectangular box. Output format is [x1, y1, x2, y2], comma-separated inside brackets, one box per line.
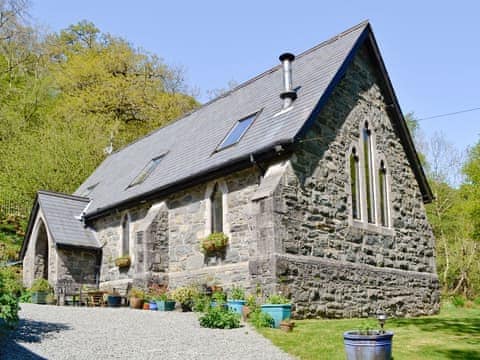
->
[127, 154, 165, 189]
[214, 111, 261, 152]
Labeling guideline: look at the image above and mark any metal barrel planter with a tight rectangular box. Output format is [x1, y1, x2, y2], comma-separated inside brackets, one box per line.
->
[260, 304, 292, 328]
[343, 331, 394, 360]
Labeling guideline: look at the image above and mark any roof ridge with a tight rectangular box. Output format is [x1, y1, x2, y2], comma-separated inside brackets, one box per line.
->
[38, 190, 90, 202]
[105, 20, 370, 157]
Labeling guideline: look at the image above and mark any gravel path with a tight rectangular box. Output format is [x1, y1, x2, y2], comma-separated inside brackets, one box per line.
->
[0, 303, 294, 360]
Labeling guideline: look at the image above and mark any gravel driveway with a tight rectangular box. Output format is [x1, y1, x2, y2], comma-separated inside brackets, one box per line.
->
[1, 303, 293, 360]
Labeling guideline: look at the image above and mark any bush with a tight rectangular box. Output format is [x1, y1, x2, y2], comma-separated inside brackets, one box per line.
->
[193, 295, 211, 312]
[19, 289, 31, 303]
[0, 267, 23, 297]
[0, 270, 20, 327]
[452, 295, 466, 308]
[199, 306, 240, 329]
[265, 294, 290, 305]
[229, 286, 245, 300]
[249, 309, 274, 329]
[172, 285, 200, 306]
[30, 278, 52, 293]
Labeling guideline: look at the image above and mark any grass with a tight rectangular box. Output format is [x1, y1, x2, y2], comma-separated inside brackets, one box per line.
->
[258, 303, 480, 360]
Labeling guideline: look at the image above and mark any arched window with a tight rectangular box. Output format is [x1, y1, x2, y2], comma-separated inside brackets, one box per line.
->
[350, 147, 361, 220]
[363, 122, 375, 224]
[379, 160, 389, 227]
[121, 214, 130, 256]
[211, 184, 223, 233]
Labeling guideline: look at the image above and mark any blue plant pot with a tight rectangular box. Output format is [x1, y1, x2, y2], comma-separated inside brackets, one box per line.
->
[343, 331, 393, 360]
[227, 299, 246, 315]
[149, 301, 158, 310]
[107, 295, 122, 307]
[211, 301, 228, 309]
[156, 300, 176, 311]
[261, 304, 292, 328]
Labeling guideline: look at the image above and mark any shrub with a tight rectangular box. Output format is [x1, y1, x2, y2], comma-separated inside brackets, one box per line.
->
[249, 309, 274, 328]
[30, 278, 52, 293]
[130, 287, 145, 299]
[212, 290, 226, 304]
[172, 285, 200, 306]
[246, 294, 258, 309]
[0, 267, 23, 297]
[452, 295, 466, 308]
[19, 289, 31, 303]
[199, 306, 241, 329]
[193, 295, 211, 312]
[229, 286, 245, 300]
[0, 270, 20, 327]
[265, 294, 290, 305]
[200, 232, 229, 253]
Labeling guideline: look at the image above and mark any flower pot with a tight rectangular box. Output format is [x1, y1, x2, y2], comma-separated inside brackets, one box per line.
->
[31, 292, 48, 304]
[143, 302, 150, 310]
[280, 321, 295, 332]
[242, 305, 251, 321]
[343, 331, 394, 360]
[181, 303, 192, 312]
[130, 297, 144, 309]
[115, 257, 131, 268]
[149, 301, 158, 310]
[156, 300, 176, 311]
[261, 304, 292, 328]
[227, 299, 246, 315]
[107, 295, 122, 307]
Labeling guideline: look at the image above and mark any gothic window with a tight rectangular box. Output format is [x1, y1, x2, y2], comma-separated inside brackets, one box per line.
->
[211, 184, 223, 233]
[363, 123, 375, 224]
[121, 214, 130, 256]
[379, 160, 389, 227]
[350, 147, 361, 220]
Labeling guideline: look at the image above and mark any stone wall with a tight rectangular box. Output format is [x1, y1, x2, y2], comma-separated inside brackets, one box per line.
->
[268, 44, 439, 316]
[56, 248, 98, 286]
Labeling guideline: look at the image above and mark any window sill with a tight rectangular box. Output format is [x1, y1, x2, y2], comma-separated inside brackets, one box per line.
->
[351, 219, 395, 236]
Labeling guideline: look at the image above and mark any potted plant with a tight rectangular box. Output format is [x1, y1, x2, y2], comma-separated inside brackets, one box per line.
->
[155, 293, 176, 311]
[243, 294, 257, 320]
[260, 294, 292, 328]
[129, 287, 145, 309]
[45, 293, 56, 305]
[114, 255, 131, 269]
[172, 285, 199, 312]
[343, 317, 393, 360]
[211, 290, 227, 309]
[200, 232, 229, 254]
[30, 278, 52, 304]
[227, 286, 246, 315]
[107, 289, 122, 307]
[280, 318, 295, 332]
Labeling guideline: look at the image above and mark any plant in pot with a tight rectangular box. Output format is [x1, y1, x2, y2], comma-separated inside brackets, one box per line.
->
[227, 286, 246, 315]
[114, 255, 131, 269]
[242, 294, 257, 320]
[200, 232, 229, 255]
[343, 316, 394, 360]
[45, 292, 56, 305]
[29, 278, 52, 304]
[129, 287, 145, 309]
[172, 285, 199, 312]
[155, 292, 176, 311]
[261, 294, 292, 328]
[211, 290, 227, 309]
[107, 289, 122, 307]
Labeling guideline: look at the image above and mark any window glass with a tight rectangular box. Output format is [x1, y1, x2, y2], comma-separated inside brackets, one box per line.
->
[379, 161, 389, 227]
[211, 184, 223, 233]
[363, 125, 375, 223]
[350, 148, 361, 220]
[128, 155, 164, 188]
[217, 114, 256, 150]
[121, 215, 130, 256]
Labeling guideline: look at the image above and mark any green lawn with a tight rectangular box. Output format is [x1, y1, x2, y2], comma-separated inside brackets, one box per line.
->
[258, 303, 480, 360]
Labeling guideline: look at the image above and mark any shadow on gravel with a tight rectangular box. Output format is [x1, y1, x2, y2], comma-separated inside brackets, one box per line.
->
[11, 318, 71, 342]
[0, 341, 48, 360]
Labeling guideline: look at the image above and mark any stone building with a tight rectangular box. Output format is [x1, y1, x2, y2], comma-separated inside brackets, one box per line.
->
[21, 21, 440, 317]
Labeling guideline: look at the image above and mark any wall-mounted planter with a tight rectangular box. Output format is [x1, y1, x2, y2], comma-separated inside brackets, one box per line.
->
[343, 331, 394, 360]
[114, 256, 131, 268]
[261, 304, 292, 328]
[156, 300, 176, 311]
[31, 292, 47, 304]
[227, 299, 246, 315]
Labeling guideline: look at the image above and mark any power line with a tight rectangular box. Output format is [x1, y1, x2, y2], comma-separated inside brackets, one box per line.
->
[418, 106, 480, 121]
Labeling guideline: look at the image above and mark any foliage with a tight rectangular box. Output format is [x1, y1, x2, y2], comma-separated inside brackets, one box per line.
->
[199, 306, 241, 329]
[211, 290, 226, 304]
[29, 278, 52, 293]
[265, 294, 290, 305]
[200, 232, 229, 253]
[259, 303, 480, 360]
[0, 268, 20, 327]
[249, 309, 274, 329]
[0, 266, 22, 297]
[129, 287, 145, 299]
[19, 289, 31, 303]
[355, 318, 379, 335]
[229, 286, 245, 300]
[245, 294, 258, 309]
[451, 295, 466, 308]
[171, 285, 199, 306]
[193, 295, 211, 312]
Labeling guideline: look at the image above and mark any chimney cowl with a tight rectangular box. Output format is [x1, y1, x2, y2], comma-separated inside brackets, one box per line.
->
[279, 52, 296, 109]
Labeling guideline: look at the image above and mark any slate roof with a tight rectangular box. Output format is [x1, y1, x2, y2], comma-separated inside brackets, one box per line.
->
[20, 191, 99, 258]
[73, 20, 431, 219]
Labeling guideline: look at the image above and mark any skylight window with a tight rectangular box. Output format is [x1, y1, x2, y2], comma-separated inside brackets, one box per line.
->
[217, 113, 257, 151]
[80, 183, 98, 198]
[128, 155, 164, 188]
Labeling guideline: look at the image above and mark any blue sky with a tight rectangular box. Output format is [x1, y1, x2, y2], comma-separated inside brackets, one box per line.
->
[30, 0, 480, 155]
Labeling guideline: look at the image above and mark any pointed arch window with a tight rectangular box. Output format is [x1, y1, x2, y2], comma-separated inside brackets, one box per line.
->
[211, 184, 223, 233]
[121, 214, 130, 256]
[363, 123, 375, 224]
[350, 147, 361, 220]
[379, 160, 389, 227]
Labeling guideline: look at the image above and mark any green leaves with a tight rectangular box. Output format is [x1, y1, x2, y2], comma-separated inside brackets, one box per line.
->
[199, 306, 241, 329]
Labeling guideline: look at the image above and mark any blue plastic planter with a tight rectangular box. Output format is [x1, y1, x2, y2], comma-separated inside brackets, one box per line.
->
[149, 301, 158, 310]
[156, 300, 176, 311]
[227, 300, 246, 315]
[261, 304, 292, 328]
[343, 331, 393, 360]
[107, 295, 122, 307]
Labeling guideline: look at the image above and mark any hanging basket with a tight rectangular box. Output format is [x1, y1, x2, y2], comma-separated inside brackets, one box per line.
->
[115, 256, 131, 268]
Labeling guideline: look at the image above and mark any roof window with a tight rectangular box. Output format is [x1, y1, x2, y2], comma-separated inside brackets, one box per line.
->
[217, 113, 257, 151]
[128, 155, 164, 188]
[80, 183, 98, 198]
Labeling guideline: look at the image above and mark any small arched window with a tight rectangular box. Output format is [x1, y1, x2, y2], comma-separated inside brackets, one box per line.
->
[379, 160, 389, 227]
[121, 214, 130, 256]
[350, 147, 361, 220]
[211, 184, 223, 233]
[363, 122, 375, 224]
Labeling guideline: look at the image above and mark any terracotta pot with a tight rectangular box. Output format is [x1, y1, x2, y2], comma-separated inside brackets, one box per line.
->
[242, 305, 251, 321]
[143, 302, 150, 310]
[280, 321, 295, 333]
[130, 297, 143, 309]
